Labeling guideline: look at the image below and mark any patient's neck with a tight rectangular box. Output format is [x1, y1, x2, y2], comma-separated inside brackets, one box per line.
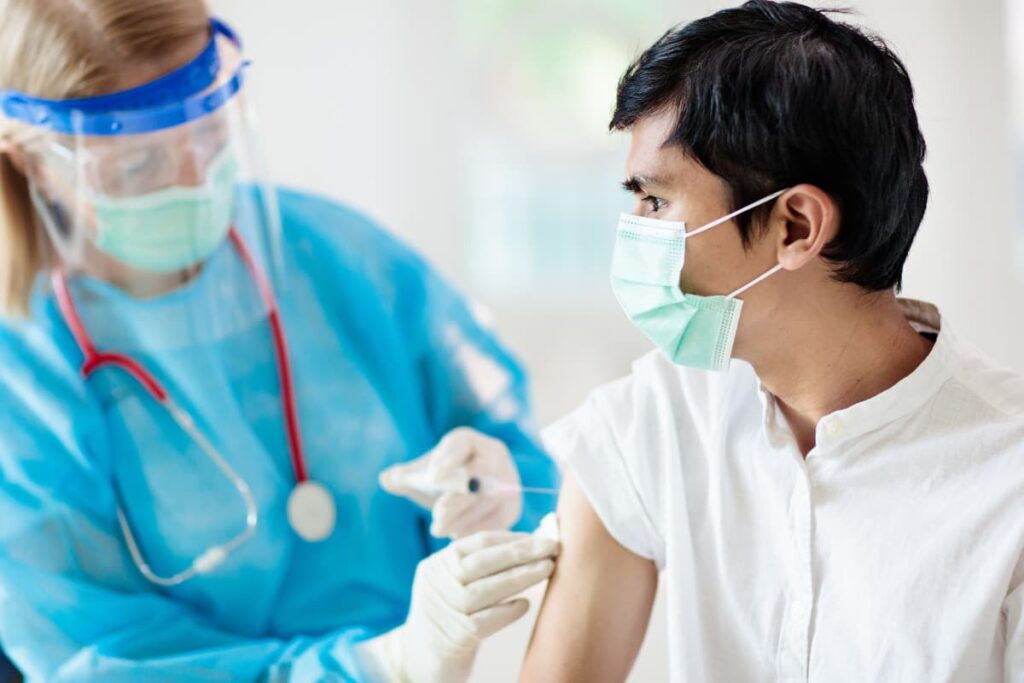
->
[743, 285, 933, 456]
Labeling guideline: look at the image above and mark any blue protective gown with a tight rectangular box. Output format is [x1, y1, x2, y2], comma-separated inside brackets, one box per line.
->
[0, 188, 558, 682]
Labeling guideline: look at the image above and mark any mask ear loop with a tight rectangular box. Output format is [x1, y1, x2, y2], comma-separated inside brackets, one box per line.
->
[23, 135, 96, 269]
[728, 263, 784, 299]
[28, 180, 88, 266]
[684, 188, 788, 238]
[671, 187, 790, 295]
[682, 188, 789, 299]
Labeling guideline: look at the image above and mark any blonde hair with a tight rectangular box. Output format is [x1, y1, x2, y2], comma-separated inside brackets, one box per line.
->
[0, 0, 210, 316]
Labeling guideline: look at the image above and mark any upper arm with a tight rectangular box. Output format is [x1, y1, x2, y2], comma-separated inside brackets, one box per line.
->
[520, 471, 657, 683]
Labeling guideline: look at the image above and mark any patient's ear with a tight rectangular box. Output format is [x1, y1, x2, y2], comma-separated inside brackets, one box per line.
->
[770, 184, 838, 272]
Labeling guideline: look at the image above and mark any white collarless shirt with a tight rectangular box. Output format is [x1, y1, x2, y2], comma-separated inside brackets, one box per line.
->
[544, 300, 1024, 682]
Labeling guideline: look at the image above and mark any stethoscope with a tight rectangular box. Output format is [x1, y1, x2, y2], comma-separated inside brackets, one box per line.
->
[52, 229, 337, 587]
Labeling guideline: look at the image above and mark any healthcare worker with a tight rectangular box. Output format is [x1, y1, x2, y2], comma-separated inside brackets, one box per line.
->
[0, 1, 558, 681]
[522, 2, 1024, 681]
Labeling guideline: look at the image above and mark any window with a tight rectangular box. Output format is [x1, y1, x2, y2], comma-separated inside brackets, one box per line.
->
[457, 1, 672, 299]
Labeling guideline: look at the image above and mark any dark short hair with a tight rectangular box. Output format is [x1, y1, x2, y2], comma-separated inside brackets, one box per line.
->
[611, 0, 928, 291]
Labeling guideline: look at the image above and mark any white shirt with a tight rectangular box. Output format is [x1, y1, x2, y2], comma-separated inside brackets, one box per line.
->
[543, 300, 1024, 682]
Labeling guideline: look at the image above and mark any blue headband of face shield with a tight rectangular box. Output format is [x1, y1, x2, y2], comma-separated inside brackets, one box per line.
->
[0, 18, 246, 136]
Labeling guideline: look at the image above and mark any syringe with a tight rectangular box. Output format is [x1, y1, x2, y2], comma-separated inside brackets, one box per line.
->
[396, 472, 559, 497]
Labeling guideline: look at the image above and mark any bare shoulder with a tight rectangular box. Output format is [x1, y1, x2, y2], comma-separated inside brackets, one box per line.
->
[519, 472, 658, 683]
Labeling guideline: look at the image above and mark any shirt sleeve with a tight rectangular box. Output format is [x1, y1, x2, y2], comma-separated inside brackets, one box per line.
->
[0, 337, 373, 683]
[542, 379, 665, 569]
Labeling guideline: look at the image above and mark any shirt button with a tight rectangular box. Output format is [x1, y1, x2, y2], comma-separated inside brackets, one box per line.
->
[826, 418, 844, 438]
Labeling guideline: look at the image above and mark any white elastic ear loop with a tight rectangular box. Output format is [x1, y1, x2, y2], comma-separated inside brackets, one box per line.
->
[728, 263, 784, 299]
[28, 180, 88, 266]
[685, 188, 788, 239]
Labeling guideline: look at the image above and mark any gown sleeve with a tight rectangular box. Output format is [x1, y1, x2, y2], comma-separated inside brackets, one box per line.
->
[282, 190, 561, 542]
[398, 252, 560, 538]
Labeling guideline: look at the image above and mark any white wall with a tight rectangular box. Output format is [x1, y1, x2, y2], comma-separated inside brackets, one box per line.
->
[212, 1, 1016, 680]
[861, 0, 1019, 366]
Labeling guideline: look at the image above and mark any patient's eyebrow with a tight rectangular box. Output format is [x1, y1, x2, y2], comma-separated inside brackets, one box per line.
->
[621, 174, 666, 194]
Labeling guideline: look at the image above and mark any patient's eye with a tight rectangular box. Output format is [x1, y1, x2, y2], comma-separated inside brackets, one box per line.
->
[642, 195, 665, 213]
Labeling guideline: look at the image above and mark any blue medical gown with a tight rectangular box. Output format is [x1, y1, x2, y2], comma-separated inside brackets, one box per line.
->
[0, 188, 558, 681]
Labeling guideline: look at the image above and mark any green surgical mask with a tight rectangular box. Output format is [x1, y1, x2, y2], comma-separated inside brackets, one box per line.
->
[92, 148, 240, 272]
[610, 189, 787, 371]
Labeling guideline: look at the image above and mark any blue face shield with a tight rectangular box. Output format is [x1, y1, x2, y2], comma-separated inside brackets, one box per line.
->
[1, 17, 284, 349]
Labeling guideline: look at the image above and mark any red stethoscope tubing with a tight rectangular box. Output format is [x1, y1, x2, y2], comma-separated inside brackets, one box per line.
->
[50, 227, 309, 484]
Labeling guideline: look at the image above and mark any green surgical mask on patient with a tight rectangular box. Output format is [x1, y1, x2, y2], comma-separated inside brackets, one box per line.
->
[610, 189, 788, 371]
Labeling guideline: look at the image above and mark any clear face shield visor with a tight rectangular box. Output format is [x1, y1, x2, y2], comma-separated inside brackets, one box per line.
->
[1, 18, 282, 352]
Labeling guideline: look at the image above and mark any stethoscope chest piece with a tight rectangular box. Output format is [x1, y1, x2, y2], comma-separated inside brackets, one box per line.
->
[287, 480, 336, 542]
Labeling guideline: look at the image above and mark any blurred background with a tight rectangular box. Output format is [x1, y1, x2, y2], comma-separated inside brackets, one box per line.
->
[185, 1, 1017, 681]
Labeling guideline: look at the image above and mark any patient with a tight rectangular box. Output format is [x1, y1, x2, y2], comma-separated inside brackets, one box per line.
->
[520, 1, 1024, 681]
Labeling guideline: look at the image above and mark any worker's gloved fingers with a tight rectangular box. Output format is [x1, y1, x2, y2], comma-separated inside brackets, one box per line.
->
[443, 496, 505, 540]
[451, 530, 527, 557]
[467, 598, 531, 640]
[457, 558, 555, 614]
[458, 535, 559, 583]
[427, 427, 478, 480]
[472, 489, 521, 533]
[378, 458, 435, 509]
[390, 529, 547, 683]
[430, 491, 477, 538]
[442, 496, 513, 540]
[381, 427, 490, 510]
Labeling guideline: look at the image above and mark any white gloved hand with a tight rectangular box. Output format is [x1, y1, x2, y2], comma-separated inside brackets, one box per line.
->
[379, 427, 522, 538]
[356, 529, 559, 683]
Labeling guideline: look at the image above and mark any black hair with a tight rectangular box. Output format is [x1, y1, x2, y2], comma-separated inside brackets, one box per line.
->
[610, 0, 928, 291]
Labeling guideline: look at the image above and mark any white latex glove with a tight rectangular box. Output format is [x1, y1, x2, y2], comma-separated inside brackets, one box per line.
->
[379, 427, 522, 538]
[356, 529, 559, 683]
